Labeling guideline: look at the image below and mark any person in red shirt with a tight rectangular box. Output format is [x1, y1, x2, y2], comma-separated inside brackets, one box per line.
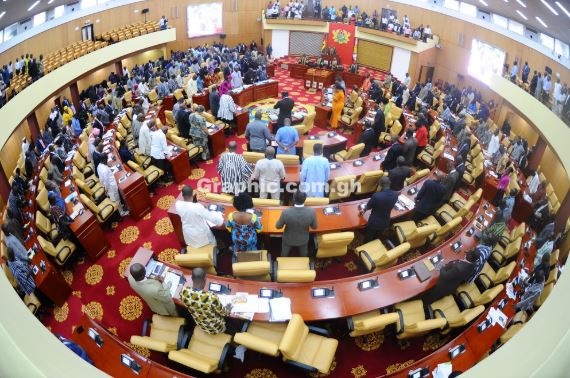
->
[414, 122, 429, 160]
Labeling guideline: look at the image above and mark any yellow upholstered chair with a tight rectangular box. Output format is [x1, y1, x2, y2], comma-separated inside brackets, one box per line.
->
[75, 178, 105, 204]
[417, 144, 443, 167]
[205, 193, 234, 204]
[293, 112, 316, 135]
[232, 250, 272, 281]
[395, 300, 447, 339]
[477, 262, 517, 289]
[39, 167, 48, 183]
[148, 89, 162, 105]
[436, 199, 474, 224]
[404, 168, 430, 186]
[80, 193, 118, 223]
[491, 236, 522, 266]
[73, 166, 100, 189]
[134, 153, 152, 169]
[304, 197, 330, 206]
[354, 170, 384, 196]
[315, 232, 354, 258]
[253, 198, 280, 207]
[457, 283, 504, 308]
[429, 295, 485, 332]
[131, 315, 186, 353]
[276, 154, 300, 166]
[165, 110, 176, 127]
[333, 143, 365, 162]
[428, 216, 462, 245]
[499, 311, 527, 344]
[302, 139, 321, 159]
[424, 136, 444, 155]
[340, 107, 362, 128]
[355, 240, 411, 271]
[73, 152, 94, 177]
[275, 257, 316, 282]
[534, 282, 554, 308]
[234, 321, 288, 357]
[347, 310, 400, 337]
[168, 327, 232, 374]
[35, 188, 50, 214]
[35, 211, 59, 242]
[174, 244, 218, 274]
[449, 188, 483, 210]
[167, 135, 202, 159]
[37, 235, 76, 266]
[328, 175, 357, 201]
[243, 151, 265, 164]
[393, 221, 440, 249]
[278, 314, 338, 374]
[462, 162, 483, 185]
[24, 293, 42, 314]
[127, 160, 164, 186]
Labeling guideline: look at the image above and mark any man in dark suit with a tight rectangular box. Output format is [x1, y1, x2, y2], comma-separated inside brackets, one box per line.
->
[389, 156, 414, 191]
[413, 172, 446, 222]
[421, 250, 477, 304]
[381, 135, 403, 171]
[372, 102, 385, 147]
[275, 191, 317, 257]
[401, 129, 418, 166]
[175, 103, 191, 139]
[273, 92, 294, 134]
[357, 121, 376, 157]
[442, 161, 460, 203]
[454, 156, 465, 188]
[361, 177, 398, 242]
[209, 86, 220, 119]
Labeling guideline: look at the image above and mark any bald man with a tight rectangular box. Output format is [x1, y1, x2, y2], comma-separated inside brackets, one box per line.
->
[251, 146, 285, 200]
[128, 263, 177, 316]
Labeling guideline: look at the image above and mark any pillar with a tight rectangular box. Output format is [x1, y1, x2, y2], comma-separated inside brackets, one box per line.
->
[115, 61, 123, 77]
[27, 112, 40, 141]
[528, 136, 547, 172]
[0, 162, 10, 203]
[69, 82, 81, 110]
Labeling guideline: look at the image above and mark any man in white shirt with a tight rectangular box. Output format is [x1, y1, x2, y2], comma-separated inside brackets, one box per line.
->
[186, 75, 199, 98]
[128, 263, 177, 316]
[487, 130, 500, 156]
[251, 146, 285, 200]
[138, 119, 152, 156]
[552, 78, 562, 115]
[403, 73, 411, 87]
[97, 154, 129, 216]
[175, 186, 224, 249]
[150, 124, 172, 183]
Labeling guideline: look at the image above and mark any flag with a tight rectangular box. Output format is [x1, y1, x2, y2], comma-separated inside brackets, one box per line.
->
[327, 23, 356, 65]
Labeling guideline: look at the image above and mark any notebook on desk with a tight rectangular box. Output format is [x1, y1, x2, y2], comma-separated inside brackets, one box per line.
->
[413, 261, 432, 282]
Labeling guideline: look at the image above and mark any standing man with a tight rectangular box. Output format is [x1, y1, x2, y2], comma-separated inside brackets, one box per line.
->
[128, 263, 177, 316]
[361, 176, 398, 242]
[372, 102, 386, 147]
[138, 118, 152, 156]
[209, 86, 220, 119]
[357, 121, 377, 157]
[442, 161, 460, 203]
[401, 129, 418, 166]
[275, 118, 299, 155]
[413, 172, 446, 222]
[251, 147, 285, 200]
[174, 186, 224, 248]
[217, 141, 253, 195]
[275, 191, 318, 256]
[179, 267, 231, 334]
[97, 154, 129, 217]
[150, 125, 172, 182]
[245, 111, 272, 152]
[301, 143, 330, 197]
[388, 156, 414, 191]
[174, 103, 191, 139]
[273, 92, 294, 134]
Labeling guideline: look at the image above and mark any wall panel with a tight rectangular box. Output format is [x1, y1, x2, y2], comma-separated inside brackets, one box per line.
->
[357, 40, 392, 72]
[541, 146, 570, 199]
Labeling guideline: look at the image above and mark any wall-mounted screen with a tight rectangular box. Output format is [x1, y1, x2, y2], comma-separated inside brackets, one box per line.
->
[187, 2, 223, 38]
[468, 39, 506, 85]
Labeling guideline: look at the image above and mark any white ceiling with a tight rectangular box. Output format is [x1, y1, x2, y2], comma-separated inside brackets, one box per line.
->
[0, 1, 82, 30]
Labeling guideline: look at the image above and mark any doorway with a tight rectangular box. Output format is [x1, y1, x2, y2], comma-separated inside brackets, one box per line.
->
[418, 65, 434, 84]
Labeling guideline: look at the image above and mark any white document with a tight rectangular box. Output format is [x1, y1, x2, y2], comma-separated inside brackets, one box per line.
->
[398, 195, 416, 210]
[506, 281, 516, 300]
[432, 362, 452, 378]
[231, 293, 261, 314]
[164, 272, 181, 297]
[443, 152, 455, 161]
[269, 297, 292, 322]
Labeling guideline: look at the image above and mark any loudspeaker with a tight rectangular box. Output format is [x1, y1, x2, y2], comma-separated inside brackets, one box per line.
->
[142, 8, 149, 14]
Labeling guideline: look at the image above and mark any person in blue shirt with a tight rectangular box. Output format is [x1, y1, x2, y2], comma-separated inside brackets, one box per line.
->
[275, 118, 299, 155]
[46, 182, 66, 211]
[301, 143, 330, 197]
[71, 113, 82, 137]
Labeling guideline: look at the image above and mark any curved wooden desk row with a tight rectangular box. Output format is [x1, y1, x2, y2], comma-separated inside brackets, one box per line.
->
[70, 315, 190, 378]
[137, 199, 494, 322]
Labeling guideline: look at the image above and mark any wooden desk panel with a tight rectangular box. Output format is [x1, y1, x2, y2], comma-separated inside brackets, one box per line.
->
[289, 63, 308, 79]
[266, 64, 276, 78]
[192, 91, 210, 111]
[315, 105, 331, 128]
[342, 71, 365, 89]
[236, 109, 250, 136]
[168, 149, 192, 183]
[119, 172, 152, 220]
[31, 249, 71, 306]
[207, 127, 227, 158]
[231, 87, 254, 107]
[253, 81, 279, 102]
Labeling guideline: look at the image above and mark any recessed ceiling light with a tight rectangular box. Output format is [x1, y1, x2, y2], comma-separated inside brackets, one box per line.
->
[516, 0, 526, 7]
[28, 1, 41, 12]
[0, 11, 5, 19]
[541, 0, 559, 15]
[555, 1, 570, 17]
[535, 16, 548, 27]
[479, 0, 488, 5]
[516, 10, 528, 20]
[48, 0, 55, 3]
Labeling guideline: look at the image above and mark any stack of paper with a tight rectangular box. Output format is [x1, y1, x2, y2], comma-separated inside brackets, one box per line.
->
[487, 307, 508, 328]
[398, 195, 415, 210]
[269, 297, 292, 322]
[164, 272, 181, 297]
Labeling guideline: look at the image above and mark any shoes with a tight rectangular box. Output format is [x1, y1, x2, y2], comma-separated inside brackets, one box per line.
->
[119, 209, 130, 217]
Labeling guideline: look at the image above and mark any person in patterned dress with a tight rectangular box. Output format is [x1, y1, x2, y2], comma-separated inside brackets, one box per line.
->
[188, 105, 210, 160]
[179, 268, 230, 334]
[225, 193, 262, 252]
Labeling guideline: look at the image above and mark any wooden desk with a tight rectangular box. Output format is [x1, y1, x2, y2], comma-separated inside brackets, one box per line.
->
[71, 315, 191, 378]
[192, 91, 210, 111]
[304, 69, 334, 90]
[341, 71, 365, 89]
[294, 132, 348, 158]
[315, 104, 331, 128]
[266, 64, 276, 78]
[231, 80, 279, 108]
[138, 201, 494, 321]
[231, 86, 254, 107]
[207, 125, 226, 158]
[288, 63, 307, 79]
[513, 192, 534, 223]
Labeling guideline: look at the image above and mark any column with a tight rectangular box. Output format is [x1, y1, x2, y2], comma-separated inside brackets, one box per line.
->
[69, 82, 81, 110]
[527, 136, 547, 172]
[0, 162, 10, 202]
[555, 191, 570, 233]
[27, 112, 41, 141]
[115, 61, 123, 77]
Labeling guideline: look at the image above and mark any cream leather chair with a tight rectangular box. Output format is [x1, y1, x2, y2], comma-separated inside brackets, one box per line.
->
[340, 107, 362, 128]
[278, 314, 338, 374]
[463, 162, 483, 185]
[205, 193, 234, 203]
[234, 321, 288, 357]
[354, 170, 384, 196]
[253, 198, 280, 207]
[24, 293, 42, 314]
[404, 168, 429, 186]
[174, 244, 219, 274]
[293, 112, 316, 135]
[75, 178, 105, 204]
[333, 143, 365, 162]
[355, 240, 411, 271]
[80, 193, 118, 223]
[428, 216, 462, 245]
[232, 250, 272, 281]
[499, 311, 527, 344]
[315, 232, 354, 259]
[168, 327, 232, 374]
[243, 151, 265, 164]
[73, 152, 94, 177]
[417, 144, 443, 167]
[131, 315, 186, 353]
[436, 198, 474, 224]
[167, 135, 202, 160]
[328, 175, 357, 201]
[35, 188, 50, 214]
[37, 235, 76, 266]
[491, 236, 522, 266]
[304, 197, 330, 206]
[379, 120, 403, 144]
[302, 139, 321, 159]
[395, 300, 447, 339]
[393, 222, 440, 249]
[274, 257, 316, 282]
[35, 211, 59, 242]
[457, 283, 504, 308]
[127, 160, 164, 186]
[477, 262, 517, 289]
[276, 154, 300, 166]
[449, 188, 483, 210]
[347, 310, 400, 337]
[429, 295, 485, 332]
[534, 282, 554, 308]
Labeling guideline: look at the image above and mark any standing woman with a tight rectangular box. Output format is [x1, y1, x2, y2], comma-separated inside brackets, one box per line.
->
[493, 167, 513, 206]
[225, 193, 262, 252]
[330, 84, 345, 129]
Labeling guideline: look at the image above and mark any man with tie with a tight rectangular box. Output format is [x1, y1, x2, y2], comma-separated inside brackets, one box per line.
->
[273, 92, 294, 134]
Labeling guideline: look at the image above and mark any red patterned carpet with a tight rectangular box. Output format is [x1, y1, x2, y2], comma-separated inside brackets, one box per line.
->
[40, 63, 455, 377]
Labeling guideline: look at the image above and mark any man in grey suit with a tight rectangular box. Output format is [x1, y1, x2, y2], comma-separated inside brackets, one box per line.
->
[245, 111, 272, 152]
[275, 191, 318, 256]
[128, 263, 177, 316]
